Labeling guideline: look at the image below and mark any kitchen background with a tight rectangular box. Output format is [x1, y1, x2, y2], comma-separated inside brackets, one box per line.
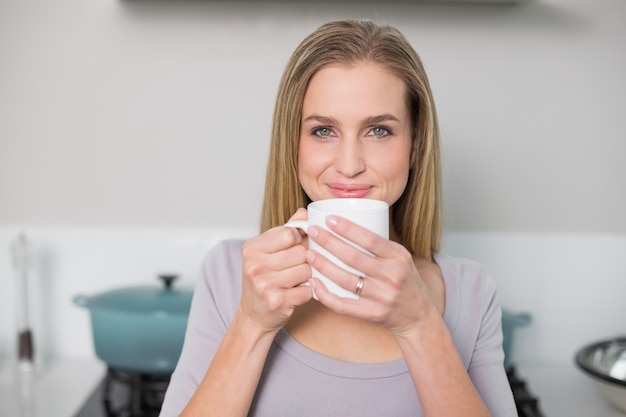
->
[1, 0, 625, 380]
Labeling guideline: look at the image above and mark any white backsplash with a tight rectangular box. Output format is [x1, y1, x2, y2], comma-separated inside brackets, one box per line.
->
[1, 226, 624, 369]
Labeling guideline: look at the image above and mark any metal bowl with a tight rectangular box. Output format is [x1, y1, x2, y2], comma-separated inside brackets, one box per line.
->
[575, 337, 626, 413]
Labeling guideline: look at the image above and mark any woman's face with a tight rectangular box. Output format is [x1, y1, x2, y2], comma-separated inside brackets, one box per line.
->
[298, 62, 414, 207]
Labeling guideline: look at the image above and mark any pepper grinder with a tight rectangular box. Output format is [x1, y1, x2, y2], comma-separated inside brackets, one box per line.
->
[11, 233, 35, 372]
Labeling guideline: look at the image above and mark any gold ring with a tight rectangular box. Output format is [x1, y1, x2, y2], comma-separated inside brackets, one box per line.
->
[354, 275, 365, 297]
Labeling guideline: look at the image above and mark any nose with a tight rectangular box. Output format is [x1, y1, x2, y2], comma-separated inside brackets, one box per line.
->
[334, 138, 365, 178]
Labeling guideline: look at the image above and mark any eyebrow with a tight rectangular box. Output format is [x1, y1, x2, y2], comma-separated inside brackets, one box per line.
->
[302, 114, 401, 125]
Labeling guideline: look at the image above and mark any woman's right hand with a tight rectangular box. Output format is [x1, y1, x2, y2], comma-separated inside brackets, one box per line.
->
[239, 208, 313, 335]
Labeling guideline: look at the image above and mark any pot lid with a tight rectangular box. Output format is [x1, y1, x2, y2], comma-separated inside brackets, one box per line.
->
[74, 274, 192, 316]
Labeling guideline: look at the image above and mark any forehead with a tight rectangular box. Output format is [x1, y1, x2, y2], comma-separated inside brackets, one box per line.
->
[303, 62, 409, 116]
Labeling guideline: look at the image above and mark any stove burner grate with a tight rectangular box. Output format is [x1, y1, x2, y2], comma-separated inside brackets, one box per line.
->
[507, 366, 546, 417]
[102, 367, 170, 417]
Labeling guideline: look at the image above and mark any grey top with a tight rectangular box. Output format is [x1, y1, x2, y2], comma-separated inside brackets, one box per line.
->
[160, 239, 517, 417]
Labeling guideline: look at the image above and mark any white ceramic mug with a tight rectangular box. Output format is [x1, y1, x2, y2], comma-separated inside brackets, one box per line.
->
[285, 198, 389, 299]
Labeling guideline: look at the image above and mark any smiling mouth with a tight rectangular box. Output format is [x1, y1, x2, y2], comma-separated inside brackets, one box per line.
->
[327, 184, 372, 198]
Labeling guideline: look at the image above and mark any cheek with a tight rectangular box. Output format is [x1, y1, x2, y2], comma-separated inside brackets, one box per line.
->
[297, 146, 310, 179]
[297, 143, 320, 188]
[377, 148, 412, 198]
[298, 141, 328, 176]
[378, 147, 411, 179]
[390, 163, 411, 192]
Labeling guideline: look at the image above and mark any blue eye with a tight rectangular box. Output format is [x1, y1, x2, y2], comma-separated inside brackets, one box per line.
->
[370, 126, 391, 138]
[313, 127, 333, 138]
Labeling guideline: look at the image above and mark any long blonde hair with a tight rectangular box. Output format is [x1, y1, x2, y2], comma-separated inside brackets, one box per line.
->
[260, 19, 442, 258]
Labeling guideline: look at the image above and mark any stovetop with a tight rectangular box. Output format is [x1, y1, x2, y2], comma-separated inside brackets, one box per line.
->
[74, 368, 169, 417]
[74, 366, 546, 417]
[508, 366, 546, 417]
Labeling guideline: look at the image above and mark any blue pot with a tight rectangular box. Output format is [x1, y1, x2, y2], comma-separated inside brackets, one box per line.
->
[501, 309, 532, 370]
[74, 275, 192, 375]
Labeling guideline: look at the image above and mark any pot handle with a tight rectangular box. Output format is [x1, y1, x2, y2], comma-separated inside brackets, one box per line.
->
[502, 309, 532, 328]
[72, 294, 90, 307]
[158, 274, 179, 290]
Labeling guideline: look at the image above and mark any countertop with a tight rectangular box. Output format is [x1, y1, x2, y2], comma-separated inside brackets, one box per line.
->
[0, 358, 105, 417]
[518, 363, 625, 416]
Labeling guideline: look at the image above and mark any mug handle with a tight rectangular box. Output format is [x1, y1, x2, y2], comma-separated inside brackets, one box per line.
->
[282, 219, 316, 296]
[284, 220, 309, 231]
[283, 219, 360, 301]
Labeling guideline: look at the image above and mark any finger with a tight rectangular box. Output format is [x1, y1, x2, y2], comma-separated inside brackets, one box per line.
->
[307, 224, 379, 276]
[245, 248, 310, 292]
[244, 225, 303, 255]
[310, 278, 379, 319]
[278, 263, 312, 289]
[325, 215, 392, 258]
[249, 262, 311, 298]
[285, 284, 314, 306]
[262, 244, 308, 273]
[287, 208, 308, 237]
[288, 207, 308, 221]
[305, 248, 366, 296]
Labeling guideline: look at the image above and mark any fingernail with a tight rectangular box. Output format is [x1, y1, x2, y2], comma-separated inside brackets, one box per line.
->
[326, 215, 338, 227]
[305, 250, 315, 263]
[307, 226, 319, 238]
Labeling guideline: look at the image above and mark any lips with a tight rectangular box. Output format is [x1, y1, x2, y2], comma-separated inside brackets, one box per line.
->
[327, 183, 373, 198]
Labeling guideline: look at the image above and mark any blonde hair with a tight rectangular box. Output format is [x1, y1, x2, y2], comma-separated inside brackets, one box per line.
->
[260, 19, 442, 258]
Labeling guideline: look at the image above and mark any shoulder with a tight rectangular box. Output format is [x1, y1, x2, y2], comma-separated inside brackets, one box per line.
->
[205, 238, 245, 260]
[201, 239, 245, 276]
[435, 252, 497, 295]
[196, 239, 246, 314]
[435, 253, 500, 336]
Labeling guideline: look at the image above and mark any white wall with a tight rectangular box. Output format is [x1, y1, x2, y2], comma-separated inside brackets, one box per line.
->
[1, 0, 624, 232]
[1, 0, 625, 367]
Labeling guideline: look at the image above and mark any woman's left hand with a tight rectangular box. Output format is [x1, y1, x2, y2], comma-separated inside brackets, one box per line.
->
[305, 214, 434, 339]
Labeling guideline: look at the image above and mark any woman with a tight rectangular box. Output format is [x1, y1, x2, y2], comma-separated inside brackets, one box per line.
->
[160, 19, 517, 417]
